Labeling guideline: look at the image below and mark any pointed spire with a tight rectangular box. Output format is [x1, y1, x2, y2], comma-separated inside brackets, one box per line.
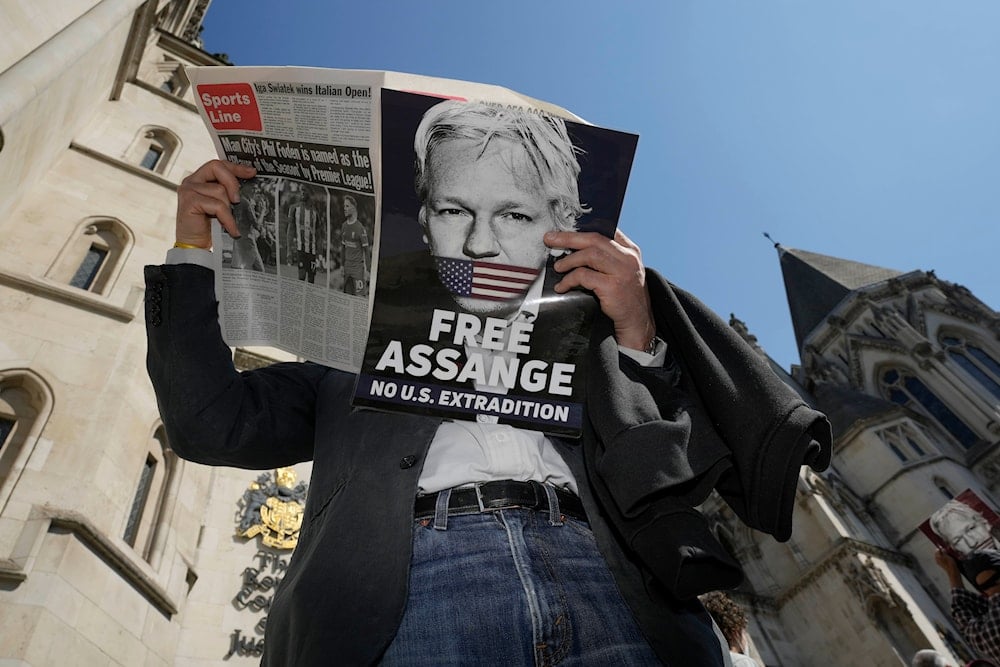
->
[778, 247, 903, 351]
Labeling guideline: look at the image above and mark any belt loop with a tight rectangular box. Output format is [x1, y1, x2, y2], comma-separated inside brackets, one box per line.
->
[542, 483, 563, 526]
[433, 488, 452, 530]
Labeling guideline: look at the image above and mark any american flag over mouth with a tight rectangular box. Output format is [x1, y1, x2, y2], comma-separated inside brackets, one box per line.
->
[434, 257, 540, 301]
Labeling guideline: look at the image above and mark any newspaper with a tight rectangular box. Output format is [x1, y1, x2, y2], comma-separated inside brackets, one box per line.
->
[186, 67, 637, 436]
[186, 66, 590, 371]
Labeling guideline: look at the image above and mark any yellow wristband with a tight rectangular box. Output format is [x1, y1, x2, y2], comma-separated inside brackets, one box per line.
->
[173, 241, 207, 250]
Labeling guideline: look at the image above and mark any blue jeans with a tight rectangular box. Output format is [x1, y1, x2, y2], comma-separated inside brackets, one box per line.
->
[380, 497, 663, 666]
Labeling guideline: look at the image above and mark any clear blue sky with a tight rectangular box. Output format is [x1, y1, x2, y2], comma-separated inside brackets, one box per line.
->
[201, 1, 1000, 371]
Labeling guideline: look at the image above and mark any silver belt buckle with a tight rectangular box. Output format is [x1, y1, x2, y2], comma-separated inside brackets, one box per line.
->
[474, 482, 487, 513]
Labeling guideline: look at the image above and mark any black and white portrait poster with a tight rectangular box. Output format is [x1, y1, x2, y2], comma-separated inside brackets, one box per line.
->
[921, 488, 1000, 560]
[353, 89, 638, 436]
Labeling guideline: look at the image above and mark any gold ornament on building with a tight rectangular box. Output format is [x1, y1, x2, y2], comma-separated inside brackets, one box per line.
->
[236, 467, 308, 550]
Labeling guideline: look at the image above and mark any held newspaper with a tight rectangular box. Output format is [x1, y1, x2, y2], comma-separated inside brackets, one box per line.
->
[186, 66, 637, 436]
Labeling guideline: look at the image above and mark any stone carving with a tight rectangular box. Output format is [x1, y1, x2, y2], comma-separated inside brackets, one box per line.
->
[839, 555, 901, 619]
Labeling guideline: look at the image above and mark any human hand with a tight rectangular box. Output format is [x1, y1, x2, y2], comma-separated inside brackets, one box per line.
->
[544, 228, 655, 352]
[175, 160, 257, 249]
[935, 550, 964, 588]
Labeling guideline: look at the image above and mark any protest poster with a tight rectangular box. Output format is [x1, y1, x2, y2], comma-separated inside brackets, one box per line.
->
[921, 488, 1000, 560]
[352, 89, 638, 437]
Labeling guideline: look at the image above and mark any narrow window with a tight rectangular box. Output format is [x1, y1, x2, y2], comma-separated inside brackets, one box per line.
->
[129, 127, 180, 175]
[906, 437, 926, 457]
[0, 416, 14, 451]
[140, 146, 164, 171]
[69, 245, 108, 290]
[47, 218, 132, 296]
[877, 423, 932, 463]
[124, 456, 157, 547]
[887, 442, 908, 463]
[0, 372, 52, 512]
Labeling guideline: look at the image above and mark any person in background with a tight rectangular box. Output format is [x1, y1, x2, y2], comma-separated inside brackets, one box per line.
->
[148, 101, 830, 664]
[935, 549, 1000, 664]
[700, 591, 761, 667]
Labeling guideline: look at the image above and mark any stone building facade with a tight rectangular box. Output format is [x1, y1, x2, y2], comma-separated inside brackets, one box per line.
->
[1, 2, 998, 665]
[0, 1, 305, 664]
[712, 247, 1000, 666]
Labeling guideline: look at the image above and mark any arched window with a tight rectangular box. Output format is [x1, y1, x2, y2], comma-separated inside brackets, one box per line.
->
[46, 217, 133, 295]
[127, 126, 181, 175]
[879, 367, 980, 449]
[940, 333, 1000, 400]
[124, 426, 180, 565]
[933, 477, 955, 500]
[0, 369, 54, 512]
[875, 422, 930, 464]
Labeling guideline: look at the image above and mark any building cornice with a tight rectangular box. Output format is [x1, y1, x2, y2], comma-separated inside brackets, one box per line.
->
[131, 78, 199, 113]
[775, 537, 910, 606]
[70, 141, 179, 191]
[0, 266, 142, 322]
[802, 272, 934, 354]
[156, 28, 232, 66]
[831, 399, 907, 451]
[0, 505, 178, 616]
[865, 455, 952, 504]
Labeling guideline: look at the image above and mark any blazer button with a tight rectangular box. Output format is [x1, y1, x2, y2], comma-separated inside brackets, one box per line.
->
[399, 455, 417, 469]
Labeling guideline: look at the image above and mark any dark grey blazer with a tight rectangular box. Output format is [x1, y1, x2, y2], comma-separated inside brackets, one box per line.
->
[145, 262, 828, 666]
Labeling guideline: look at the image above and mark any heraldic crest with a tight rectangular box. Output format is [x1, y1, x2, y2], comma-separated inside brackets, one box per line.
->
[236, 467, 308, 549]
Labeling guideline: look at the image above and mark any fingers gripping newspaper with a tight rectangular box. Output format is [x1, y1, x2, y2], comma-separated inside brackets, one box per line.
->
[186, 67, 637, 437]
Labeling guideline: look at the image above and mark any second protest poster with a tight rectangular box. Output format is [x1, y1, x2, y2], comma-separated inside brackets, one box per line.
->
[353, 89, 638, 437]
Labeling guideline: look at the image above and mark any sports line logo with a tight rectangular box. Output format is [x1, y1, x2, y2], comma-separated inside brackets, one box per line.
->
[197, 83, 263, 132]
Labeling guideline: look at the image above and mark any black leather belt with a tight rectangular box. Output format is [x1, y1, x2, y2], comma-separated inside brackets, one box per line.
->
[414, 480, 587, 522]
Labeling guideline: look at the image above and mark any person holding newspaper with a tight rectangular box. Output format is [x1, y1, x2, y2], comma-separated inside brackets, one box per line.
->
[935, 549, 1000, 664]
[147, 100, 829, 666]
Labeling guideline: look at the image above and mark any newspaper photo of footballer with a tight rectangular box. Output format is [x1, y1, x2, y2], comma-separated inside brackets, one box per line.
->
[921, 489, 1000, 561]
[354, 89, 638, 436]
[221, 177, 277, 273]
[276, 180, 329, 285]
[337, 192, 373, 296]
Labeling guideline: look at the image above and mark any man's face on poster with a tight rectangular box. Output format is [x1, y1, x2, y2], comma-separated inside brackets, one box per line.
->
[343, 196, 357, 219]
[421, 137, 559, 318]
[935, 506, 994, 554]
